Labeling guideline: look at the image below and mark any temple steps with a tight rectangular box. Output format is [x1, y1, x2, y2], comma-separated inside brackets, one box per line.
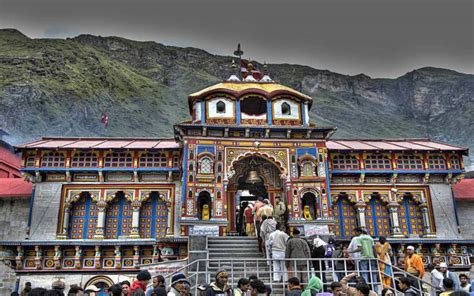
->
[206, 236, 286, 295]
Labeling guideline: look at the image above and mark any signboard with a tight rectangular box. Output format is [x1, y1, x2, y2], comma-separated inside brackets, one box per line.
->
[304, 224, 330, 237]
[46, 174, 66, 182]
[191, 225, 219, 237]
[73, 174, 99, 182]
[106, 173, 133, 182]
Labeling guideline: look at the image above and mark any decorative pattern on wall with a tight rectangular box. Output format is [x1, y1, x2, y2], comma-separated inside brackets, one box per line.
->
[333, 197, 357, 238]
[398, 196, 424, 236]
[365, 197, 390, 237]
[105, 196, 132, 239]
[69, 194, 98, 239]
[140, 194, 168, 238]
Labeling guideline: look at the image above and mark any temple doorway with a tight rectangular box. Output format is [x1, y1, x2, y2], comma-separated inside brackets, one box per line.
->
[227, 155, 284, 235]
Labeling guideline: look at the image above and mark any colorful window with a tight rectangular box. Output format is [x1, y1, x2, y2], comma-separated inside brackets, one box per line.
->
[139, 192, 168, 238]
[428, 155, 446, 169]
[216, 101, 226, 113]
[365, 195, 391, 237]
[396, 155, 423, 169]
[281, 102, 291, 115]
[69, 193, 98, 239]
[199, 157, 213, 174]
[41, 152, 65, 167]
[25, 155, 36, 167]
[71, 152, 98, 167]
[450, 156, 461, 170]
[139, 152, 167, 167]
[105, 193, 133, 239]
[173, 154, 180, 167]
[332, 154, 359, 170]
[398, 195, 424, 236]
[365, 155, 391, 169]
[333, 196, 358, 238]
[104, 152, 133, 167]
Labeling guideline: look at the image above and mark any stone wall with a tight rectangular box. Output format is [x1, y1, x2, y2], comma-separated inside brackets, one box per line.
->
[0, 261, 17, 296]
[0, 198, 29, 241]
[29, 183, 62, 240]
[429, 184, 462, 239]
[456, 200, 474, 239]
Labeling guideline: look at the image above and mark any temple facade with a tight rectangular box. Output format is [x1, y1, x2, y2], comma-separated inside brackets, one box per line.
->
[0, 63, 471, 289]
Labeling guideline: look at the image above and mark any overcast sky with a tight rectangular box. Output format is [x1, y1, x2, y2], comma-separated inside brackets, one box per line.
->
[1, 0, 472, 78]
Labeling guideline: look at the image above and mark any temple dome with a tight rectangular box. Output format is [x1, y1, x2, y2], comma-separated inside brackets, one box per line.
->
[188, 81, 313, 113]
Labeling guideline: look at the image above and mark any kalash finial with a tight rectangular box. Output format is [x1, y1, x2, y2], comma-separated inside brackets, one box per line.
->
[244, 59, 257, 82]
[227, 59, 241, 82]
[260, 61, 273, 82]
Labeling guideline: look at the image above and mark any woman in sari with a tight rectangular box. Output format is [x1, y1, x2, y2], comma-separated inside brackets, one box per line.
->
[375, 236, 392, 288]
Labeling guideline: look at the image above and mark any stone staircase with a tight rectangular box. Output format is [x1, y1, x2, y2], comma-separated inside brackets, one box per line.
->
[207, 236, 286, 295]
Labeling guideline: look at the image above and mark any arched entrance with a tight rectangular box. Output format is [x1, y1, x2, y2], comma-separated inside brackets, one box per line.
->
[227, 155, 284, 235]
[85, 276, 114, 296]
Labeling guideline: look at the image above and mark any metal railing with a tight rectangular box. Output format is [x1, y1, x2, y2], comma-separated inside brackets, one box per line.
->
[161, 257, 437, 296]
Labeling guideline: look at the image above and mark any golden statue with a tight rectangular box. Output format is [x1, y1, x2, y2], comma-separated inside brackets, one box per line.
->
[303, 205, 312, 220]
[202, 204, 210, 221]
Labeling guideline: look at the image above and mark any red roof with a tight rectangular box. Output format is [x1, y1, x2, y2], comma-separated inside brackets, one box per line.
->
[327, 139, 468, 154]
[0, 145, 21, 170]
[0, 178, 32, 198]
[453, 179, 474, 201]
[16, 137, 180, 150]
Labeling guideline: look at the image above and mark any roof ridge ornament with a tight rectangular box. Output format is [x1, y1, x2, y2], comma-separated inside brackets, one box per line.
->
[243, 59, 257, 82]
[260, 61, 273, 82]
[227, 59, 241, 82]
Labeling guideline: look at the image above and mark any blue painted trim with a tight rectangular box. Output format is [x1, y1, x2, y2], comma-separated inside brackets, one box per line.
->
[22, 167, 180, 172]
[200, 100, 205, 123]
[83, 197, 92, 239]
[370, 198, 379, 237]
[116, 198, 125, 237]
[403, 198, 413, 234]
[297, 148, 317, 158]
[301, 101, 306, 127]
[325, 159, 332, 208]
[337, 199, 345, 237]
[236, 98, 241, 124]
[27, 185, 36, 230]
[181, 145, 188, 211]
[267, 99, 272, 125]
[450, 186, 461, 231]
[150, 196, 158, 238]
[330, 169, 464, 174]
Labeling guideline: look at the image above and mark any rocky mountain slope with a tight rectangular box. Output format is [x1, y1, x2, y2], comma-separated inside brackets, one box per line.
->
[0, 29, 472, 166]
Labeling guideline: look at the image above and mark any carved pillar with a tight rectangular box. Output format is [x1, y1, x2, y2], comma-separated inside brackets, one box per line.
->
[94, 246, 101, 269]
[58, 204, 71, 239]
[166, 201, 173, 236]
[388, 202, 404, 237]
[15, 246, 24, 269]
[133, 245, 140, 267]
[129, 200, 142, 239]
[420, 203, 435, 237]
[53, 245, 62, 269]
[94, 201, 107, 239]
[34, 246, 42, 270]
[355, 202, 367, 231]
[114, 246, 122, 269]
[74, 246, 82, 269]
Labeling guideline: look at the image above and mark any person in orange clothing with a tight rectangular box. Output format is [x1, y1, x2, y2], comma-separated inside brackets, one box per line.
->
[404, 245, 425, 292]
[374, 236, 392, 288]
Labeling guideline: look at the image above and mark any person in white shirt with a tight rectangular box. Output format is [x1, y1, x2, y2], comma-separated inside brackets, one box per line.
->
[268, 222, 289, 282]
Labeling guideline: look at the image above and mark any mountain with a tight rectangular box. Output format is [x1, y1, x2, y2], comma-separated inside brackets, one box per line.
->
[0, 29, 473, 167]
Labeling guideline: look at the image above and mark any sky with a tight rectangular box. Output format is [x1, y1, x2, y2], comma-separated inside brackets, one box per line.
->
[0, 0, 473, 78]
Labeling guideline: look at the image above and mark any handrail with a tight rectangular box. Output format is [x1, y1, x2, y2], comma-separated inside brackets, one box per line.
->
[157, 257, 436, 296]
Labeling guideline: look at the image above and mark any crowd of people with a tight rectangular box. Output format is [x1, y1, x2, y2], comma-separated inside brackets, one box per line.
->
[12, 198, 474, 296]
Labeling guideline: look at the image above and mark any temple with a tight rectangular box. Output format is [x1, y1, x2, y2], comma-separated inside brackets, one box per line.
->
[0, 61, 472, 289]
